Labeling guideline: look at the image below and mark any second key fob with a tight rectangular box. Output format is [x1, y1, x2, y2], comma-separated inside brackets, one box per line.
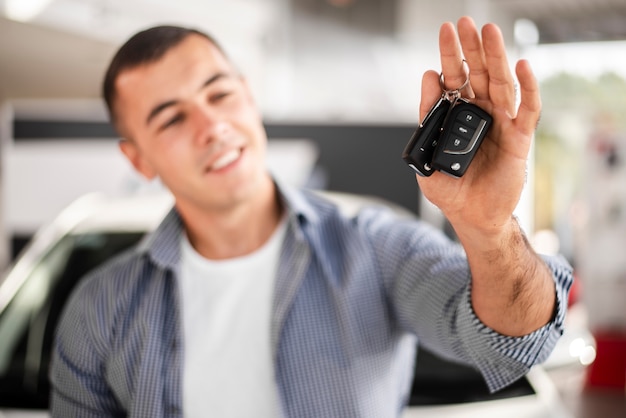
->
[402, 97, 452, 176]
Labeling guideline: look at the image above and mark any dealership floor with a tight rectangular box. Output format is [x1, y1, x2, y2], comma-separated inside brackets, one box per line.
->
[548, 365, 626, 418]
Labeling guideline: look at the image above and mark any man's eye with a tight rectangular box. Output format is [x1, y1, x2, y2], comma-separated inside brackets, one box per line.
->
[210, 91, 232, 103]
[160, 114, 184, 131]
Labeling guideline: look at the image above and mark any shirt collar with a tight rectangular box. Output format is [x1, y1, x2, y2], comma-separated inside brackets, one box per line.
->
[137, 178, 320, 271]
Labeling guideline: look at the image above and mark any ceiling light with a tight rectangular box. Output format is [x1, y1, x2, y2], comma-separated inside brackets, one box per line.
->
[514, 18, 540, 47]
[4, 0, 55, 22]
[327, 0, 356, 7]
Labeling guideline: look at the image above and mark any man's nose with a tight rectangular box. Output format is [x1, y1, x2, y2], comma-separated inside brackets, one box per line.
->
[191, 104, 228, 145]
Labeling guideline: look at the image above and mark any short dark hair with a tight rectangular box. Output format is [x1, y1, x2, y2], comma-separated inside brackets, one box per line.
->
[102, 25, 225, 131]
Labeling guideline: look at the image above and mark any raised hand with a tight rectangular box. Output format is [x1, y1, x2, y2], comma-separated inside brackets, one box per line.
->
[417, 16, 541, 237]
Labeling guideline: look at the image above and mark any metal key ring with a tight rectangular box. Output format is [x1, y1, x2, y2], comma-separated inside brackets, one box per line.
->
[439, 59, 470, 95]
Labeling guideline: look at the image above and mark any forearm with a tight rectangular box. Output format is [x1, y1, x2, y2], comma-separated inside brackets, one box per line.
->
[455, 215, 556, 337]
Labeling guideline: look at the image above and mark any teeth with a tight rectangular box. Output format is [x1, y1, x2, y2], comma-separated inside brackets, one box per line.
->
[211, 149, 240, 171]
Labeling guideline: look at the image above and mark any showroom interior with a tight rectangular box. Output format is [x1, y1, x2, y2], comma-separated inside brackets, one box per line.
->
[1, 0, 626, 416]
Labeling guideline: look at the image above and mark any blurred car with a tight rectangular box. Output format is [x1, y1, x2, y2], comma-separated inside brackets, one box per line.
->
[0, 190, 575, 417]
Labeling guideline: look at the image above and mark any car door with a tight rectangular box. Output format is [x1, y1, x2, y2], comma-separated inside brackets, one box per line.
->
[0, 232, 144, 411]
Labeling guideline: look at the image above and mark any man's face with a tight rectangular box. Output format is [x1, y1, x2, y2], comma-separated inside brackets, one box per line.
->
[114, 34, 270, 212]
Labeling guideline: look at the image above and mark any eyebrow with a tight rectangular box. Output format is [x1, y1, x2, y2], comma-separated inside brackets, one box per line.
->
[145, 72, 230, 126]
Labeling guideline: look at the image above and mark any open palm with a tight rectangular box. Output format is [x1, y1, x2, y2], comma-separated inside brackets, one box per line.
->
[416, 17, 541, 235]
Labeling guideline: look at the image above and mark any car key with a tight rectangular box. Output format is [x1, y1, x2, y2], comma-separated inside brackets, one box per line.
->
[402, 95, 453, 176]
[431, 99, 492, 177]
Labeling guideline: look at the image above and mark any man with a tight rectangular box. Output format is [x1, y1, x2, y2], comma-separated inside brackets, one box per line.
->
[50, 16, 572, 417]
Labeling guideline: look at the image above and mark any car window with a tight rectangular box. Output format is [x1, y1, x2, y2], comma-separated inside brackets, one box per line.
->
[408, 348, 535, 405]
[0, 232, 144, 408]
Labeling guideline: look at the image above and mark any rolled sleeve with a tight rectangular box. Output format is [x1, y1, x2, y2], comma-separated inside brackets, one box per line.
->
[455, 254, 574, 392]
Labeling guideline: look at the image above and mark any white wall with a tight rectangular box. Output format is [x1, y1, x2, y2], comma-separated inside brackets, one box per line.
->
[5, 140, 140, 234]
[0, 99, 319, 268]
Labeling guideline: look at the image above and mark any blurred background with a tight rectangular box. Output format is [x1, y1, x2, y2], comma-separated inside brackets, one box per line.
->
[3, 0, 626, 261]
[1, 0, 626, 416]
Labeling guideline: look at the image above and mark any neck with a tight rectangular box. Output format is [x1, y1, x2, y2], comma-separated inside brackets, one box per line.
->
[179, 179, 284, 260]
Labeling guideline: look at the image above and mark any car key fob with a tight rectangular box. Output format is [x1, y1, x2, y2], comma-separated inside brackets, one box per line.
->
[431, 100, 492, 177]
[402, 96, 452, 176]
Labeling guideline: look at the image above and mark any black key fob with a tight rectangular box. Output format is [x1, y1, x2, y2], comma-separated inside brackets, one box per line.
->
[402, 97, 451, 176]
[431, 101, 492, 177]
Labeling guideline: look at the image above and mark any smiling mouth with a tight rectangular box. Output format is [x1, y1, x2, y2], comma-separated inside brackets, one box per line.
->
[209, 148, 242, 172]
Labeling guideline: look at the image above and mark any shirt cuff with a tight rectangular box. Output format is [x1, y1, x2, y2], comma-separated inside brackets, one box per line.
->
[455, 254, 574, 392]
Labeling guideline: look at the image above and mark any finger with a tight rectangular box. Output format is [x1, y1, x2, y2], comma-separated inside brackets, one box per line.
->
[457, 16, 488, 100]
[439, 22, 467, 92]
[481, 23, 517, 115]
[420, 70, 442, 121]
[514, 59, 541, 136]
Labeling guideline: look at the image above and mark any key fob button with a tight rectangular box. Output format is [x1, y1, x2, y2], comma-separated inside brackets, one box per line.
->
[452, 122, 474, 140]
[457, 110, 481, 129]
[447, 136, 470, 152]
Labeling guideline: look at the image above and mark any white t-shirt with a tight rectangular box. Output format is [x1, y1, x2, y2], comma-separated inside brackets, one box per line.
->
[179, 219, 287, 417]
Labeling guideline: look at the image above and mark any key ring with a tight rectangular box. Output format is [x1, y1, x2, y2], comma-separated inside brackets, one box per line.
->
[439, 59, 470, 100]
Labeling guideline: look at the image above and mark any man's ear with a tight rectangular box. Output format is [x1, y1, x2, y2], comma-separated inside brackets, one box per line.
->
[119, 139, 157, 180]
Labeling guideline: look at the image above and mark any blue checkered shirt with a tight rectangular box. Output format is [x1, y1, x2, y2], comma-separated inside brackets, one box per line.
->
[50, 185, 572, 417]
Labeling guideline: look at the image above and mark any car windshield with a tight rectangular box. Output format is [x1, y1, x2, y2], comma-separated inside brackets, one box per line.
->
[0, 231, 144, 408]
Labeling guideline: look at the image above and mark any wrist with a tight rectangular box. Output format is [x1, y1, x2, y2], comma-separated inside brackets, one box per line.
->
[453, 215, 524, 255]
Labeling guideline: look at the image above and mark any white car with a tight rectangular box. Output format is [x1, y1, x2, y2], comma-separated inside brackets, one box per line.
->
[0, 190, 575, 417]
